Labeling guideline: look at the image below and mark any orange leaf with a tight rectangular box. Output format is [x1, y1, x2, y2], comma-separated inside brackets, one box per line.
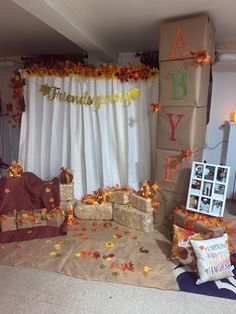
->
[113, 226, 121, 230]
[108, 263, 116, 270]
[119, 263, 128, 271]
[80, 251, 91, 257]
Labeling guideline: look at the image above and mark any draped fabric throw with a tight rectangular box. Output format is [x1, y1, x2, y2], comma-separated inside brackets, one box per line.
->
[19, 76, 158, 198]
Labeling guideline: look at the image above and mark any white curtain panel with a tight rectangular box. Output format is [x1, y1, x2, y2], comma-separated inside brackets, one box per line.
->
[19, 76, 158, 198]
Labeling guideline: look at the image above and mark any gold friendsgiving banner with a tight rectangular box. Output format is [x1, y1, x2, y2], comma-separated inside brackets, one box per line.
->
[39, 84, 141, 111]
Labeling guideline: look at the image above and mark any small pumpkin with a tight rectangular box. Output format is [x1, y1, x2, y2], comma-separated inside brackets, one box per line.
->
[59, 167, 73, 184]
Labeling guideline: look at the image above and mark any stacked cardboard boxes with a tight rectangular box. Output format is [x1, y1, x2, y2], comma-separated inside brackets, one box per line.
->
[155, 16, 215, 225]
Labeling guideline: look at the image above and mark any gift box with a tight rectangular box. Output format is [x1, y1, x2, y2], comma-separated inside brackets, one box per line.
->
[17, 210, 47, 229]
[154, 148, 202, 194]
[129, 194, 153, 213]
[60, 183, 74, 201]
[74, 201, 113, 220]
[108, 191, 130, 205]
[154, 189, 187, 226]
[157, 106, 207, 151]
[173, 209, 225, 238]
[113, 204, 153, 232]
[0, 214, 17, 232]
[159, 16, 215, 62]
[159, 59, 210, 107]
[46, 208, 65, 227]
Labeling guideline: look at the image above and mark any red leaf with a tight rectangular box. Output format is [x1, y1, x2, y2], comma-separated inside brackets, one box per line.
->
[103, 222, 111, 229]
[128, 261, 135, 272]
[92, 251, 101, 260]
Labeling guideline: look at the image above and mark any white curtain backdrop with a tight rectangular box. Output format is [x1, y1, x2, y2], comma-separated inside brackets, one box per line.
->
[19, 75, 158, 199]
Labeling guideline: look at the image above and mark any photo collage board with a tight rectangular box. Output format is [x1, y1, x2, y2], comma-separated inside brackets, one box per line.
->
[186, 162, 230, 217]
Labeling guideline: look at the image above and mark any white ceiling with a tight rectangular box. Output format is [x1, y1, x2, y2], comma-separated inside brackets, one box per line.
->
[1, 0, 236, 62]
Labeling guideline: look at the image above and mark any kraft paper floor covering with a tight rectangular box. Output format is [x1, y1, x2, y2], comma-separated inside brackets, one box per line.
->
[0, 220, 179, 291]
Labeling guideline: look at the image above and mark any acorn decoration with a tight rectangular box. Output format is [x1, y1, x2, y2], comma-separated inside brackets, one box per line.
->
[7, 161, 23, 177]
[59, 167, 73, 184]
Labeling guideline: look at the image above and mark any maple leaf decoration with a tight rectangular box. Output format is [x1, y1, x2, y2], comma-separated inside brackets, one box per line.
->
[199, 245, 205, 251]
[180, 149, 192, 161]
[40, 84, 51, 96]
[151, 103, 161, 113]
[191, 49, 211, 65]
[92, 251, 101, 260]
[119, 261, 135, 272]
[139, 246, 149, 254]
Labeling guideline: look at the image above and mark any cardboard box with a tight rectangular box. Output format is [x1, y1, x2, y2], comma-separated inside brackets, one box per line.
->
[159, 59, 210, 107]
[130, 194, 153, 213]
[154, 148, 202, 193]
[60, 183, 74, 201]
[113, 203, 153, 232]
[74, 201, 113, 220]
[173, 209, 225, 238]
[17, 210, 47, 229]
[157, 106, 207, 151]
[154, 190, 187, 227]
[0, 214, 17, 232]
[108, 191, 130, 205]
[159, 16, 215, 62]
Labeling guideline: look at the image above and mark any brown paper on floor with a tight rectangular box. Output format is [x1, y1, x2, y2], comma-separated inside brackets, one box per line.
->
[159, 59, 210, 107]
[0, 220, 179, 291]
[159, 16, 215, 62]
[154, 148, 202, 193]
[156, 106, 207, 151]
[154, 189, 187, 228]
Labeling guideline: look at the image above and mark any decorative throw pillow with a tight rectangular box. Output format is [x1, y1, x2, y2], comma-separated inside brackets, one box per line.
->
[171, 224, 211, 271]
[190, 233, 234, 285]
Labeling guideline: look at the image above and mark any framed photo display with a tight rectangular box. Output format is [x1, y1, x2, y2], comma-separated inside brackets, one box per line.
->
[186, 162, 230, 217]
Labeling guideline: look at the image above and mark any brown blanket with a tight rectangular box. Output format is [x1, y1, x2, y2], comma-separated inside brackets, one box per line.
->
[0, 172, 60, 214]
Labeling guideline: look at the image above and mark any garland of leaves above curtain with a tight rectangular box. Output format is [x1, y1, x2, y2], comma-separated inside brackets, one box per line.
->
[9, 59, 159, 127]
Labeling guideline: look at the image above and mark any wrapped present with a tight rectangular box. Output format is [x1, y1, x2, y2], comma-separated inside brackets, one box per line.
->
[113, 204, 153, 232]
[129, 194, 153, 213]
[159, 16, 215, 62]
[46, 208, 65, 227]
[173, 209, 225, 238]
[60, 183, 74, 201]
[74, 201, 113, 220]
[154, 189, 187, 226]
[17, 209, 47, 229]
[157, 106, 207, 152]
[108, 190, 130, 205]
[155, 148, 202, 194]
[0, 214, 17, 232]
[159, 60, 210, 108]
